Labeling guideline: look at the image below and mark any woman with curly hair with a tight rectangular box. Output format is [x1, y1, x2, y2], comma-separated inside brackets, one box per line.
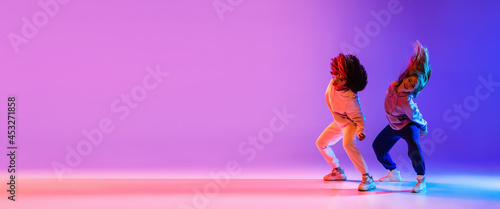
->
[316, 53, 375, 191]
[372, 41, 431, 193]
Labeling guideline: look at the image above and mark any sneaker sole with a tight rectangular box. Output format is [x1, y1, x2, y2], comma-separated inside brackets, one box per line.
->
[324, 179, 347, 181]
[379, 179, 402, 182]
[411, 188, 427, 193]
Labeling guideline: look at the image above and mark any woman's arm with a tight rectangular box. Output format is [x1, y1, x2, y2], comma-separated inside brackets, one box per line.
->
[346, 97, 366, 138]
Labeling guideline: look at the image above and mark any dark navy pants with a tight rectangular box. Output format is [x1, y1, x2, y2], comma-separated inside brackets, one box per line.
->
[372, 123, 425, 175]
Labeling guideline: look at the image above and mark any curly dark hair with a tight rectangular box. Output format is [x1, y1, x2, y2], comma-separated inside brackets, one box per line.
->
[331, 53, 368, 92]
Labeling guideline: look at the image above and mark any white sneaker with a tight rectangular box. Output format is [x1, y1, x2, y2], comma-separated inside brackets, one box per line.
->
[412, 175, 426, 193]
[379, 169, 402, 182]
[323, 167, 347, 181]
[358, 174, 376, 191]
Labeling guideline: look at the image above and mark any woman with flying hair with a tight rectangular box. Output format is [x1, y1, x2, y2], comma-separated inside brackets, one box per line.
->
[316, 53, 375, 191]
[372, 41, 432, 193]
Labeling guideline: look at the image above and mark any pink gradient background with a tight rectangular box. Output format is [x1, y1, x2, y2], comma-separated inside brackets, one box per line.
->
[1, 0, 499, 180]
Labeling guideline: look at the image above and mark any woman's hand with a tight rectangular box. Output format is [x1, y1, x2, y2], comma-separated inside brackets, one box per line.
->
[420, 132, 427, 137]
[358, 133, 366, 141]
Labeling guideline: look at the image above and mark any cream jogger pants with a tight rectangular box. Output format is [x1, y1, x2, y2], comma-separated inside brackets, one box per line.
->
[316, 121, 369, 174]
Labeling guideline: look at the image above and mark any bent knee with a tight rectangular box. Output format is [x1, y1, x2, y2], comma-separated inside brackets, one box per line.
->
[316, 140, 327, 149]
[405, 137, 420, 147]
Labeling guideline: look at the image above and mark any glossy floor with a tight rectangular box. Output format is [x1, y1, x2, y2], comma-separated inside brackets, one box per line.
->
[2, 174, 500, 209]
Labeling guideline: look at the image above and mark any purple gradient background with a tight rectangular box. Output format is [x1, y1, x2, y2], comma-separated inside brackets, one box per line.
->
[1, 0, 499, 178]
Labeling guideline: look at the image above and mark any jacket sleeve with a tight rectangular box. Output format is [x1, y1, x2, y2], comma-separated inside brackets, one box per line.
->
[401, 97, 428, 133]
[346, 97, 365, 136]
